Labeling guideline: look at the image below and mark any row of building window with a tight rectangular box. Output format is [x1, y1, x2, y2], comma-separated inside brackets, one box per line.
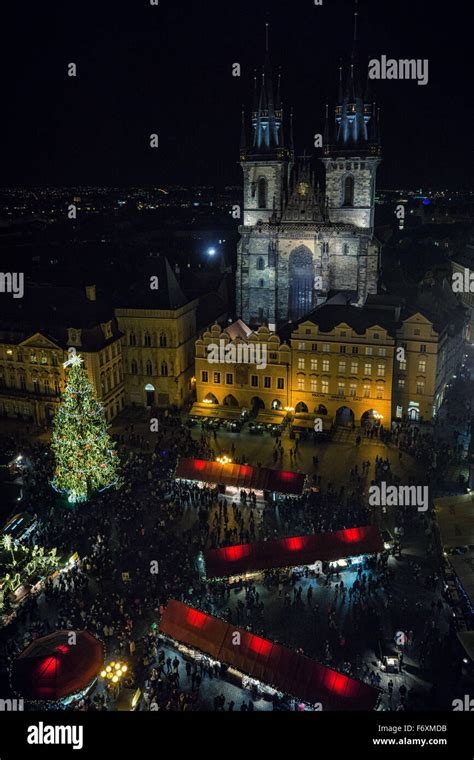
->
[99, 343, 120, 365]
[296, 358, 388, 375]
[128, 333, 168, 347]
[201, 369, 427, 396]
[201, 371, 284, 390]
[296, 342, 388, 355]
[130, 360, 169, 377]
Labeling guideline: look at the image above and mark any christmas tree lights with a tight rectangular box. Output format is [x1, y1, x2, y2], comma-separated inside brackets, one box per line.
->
[51, 352, 120, 504]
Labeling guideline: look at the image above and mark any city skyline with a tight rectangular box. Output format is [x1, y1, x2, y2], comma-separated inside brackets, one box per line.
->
[2, 0, 472, 190]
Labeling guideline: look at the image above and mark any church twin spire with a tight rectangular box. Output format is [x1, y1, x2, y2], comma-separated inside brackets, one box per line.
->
[325, 0, 381, 156]
[240, 23, 292, 161]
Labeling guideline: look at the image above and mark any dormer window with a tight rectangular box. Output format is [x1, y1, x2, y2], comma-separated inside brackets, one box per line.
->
[101, 321, 113, 339]
[67, 327, 82, 346]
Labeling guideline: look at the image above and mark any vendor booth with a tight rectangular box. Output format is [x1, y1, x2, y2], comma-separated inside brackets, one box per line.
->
[159, 600, 380, 710]
[203, 525, 383, 579]
[175, 458, 305, 499]
[11, 630, 104, 702]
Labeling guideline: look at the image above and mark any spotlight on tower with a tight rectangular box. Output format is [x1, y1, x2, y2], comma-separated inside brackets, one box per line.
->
[207, 247, 216, 256]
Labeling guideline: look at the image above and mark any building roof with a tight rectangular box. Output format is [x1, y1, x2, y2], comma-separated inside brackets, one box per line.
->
[175, 458, 305, 495]
[115, 256, 188, 310]
[203, 525, 383, 578]
[159, 600, 380, 710]
[282, 302, 398, 339]
[0, 284, 122, 351]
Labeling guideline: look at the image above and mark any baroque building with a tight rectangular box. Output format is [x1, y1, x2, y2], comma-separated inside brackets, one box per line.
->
[0, 284, 124, 425]
[195, 290, 467, 427]
[236, 16, 381, 329]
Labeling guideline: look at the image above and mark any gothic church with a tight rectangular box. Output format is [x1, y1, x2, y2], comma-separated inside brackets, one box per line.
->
[236, 14, 381, 329]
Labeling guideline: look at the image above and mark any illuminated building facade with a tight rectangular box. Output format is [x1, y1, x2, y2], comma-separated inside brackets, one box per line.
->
[0, 284, 124, 425]
[236, 15, 381, 329]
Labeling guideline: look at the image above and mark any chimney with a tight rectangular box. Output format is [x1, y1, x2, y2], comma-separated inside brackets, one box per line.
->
[85, 284, 96, 301]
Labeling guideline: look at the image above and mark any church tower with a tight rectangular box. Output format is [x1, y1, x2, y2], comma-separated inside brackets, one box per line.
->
[321, 1, 381, 233]
[239, 24, 294, 227]
[236, 24, 294, 327]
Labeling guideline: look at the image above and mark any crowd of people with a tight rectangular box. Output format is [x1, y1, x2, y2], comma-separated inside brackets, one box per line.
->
[0, 388, 470, 711]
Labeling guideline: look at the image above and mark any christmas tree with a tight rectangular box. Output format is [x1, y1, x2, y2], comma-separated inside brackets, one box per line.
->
[51, 351, 120, 504]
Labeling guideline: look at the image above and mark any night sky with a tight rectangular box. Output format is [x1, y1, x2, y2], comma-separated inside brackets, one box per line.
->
[2, 0, 472, 190]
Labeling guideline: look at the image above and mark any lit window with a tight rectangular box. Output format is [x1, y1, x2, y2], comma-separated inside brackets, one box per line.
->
[364, 363, 372, 375]
[350, 362, 358, 374]
[322, 359, 329, 372]
[310, 378, 317, 392]
[349, 383, 356, 397]
[202, 370, 208, 382]
[322, 380, 329, 393]
[310, 358, 318, 371]
[298, 357, 305, 370]
[297, 377, 305, 391]
[377, 364, 385, 377]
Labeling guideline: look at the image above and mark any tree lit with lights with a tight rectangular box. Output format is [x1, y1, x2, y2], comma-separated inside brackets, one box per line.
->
[51, 352, 120, 504]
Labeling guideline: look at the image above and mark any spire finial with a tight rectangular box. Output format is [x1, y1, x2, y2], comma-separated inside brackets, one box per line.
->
[265, 21, 269, 53]
[353, 0, 359, 47]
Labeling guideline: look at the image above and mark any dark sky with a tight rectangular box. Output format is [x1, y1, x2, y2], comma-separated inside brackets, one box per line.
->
[2, 0, 472, 190]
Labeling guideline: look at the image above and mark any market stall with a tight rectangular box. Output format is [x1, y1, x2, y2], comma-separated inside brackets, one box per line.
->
[203, 525, 383, 579]
[159, 600, 380, 710]
[11, 630, 104, 702]
[175, 458, 305, 498]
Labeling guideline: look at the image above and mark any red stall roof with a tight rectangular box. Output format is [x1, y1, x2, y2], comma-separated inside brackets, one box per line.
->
[159, 600, 379, 710]
[204, 525, 383, 578]
[175, 458, 305, 495]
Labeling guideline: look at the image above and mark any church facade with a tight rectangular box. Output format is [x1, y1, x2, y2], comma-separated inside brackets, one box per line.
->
[236, 28, 381, 330]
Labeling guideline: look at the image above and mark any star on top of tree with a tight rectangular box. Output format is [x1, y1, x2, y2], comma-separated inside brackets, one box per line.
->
[63, 350, 84, 368]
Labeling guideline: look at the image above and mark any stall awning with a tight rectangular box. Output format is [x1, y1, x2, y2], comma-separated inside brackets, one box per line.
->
[254, 410, 288, 426]
[291, 414, 333, 432]
[435, 493, 474, 611]
[204, 525, 383, 578]
[190, 403, 243, 420]
[159, 600, 379, 710]
[175, 458, 305, 495]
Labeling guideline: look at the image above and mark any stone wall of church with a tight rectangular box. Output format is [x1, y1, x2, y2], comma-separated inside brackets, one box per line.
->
[241, 161, 289, 226]
[323, 158, 379, 230]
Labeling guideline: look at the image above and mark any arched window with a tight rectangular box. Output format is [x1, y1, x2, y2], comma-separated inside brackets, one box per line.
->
[161, 362, 168, 377]
[289, 245, 314, 321]
[100, 373, 106, 394]
[159, 333, 167, 348]
[343, 243, 349, 255]
[129, 332, 137, 346]
[257, 177, 267, 209]
[131, 360, 138, 375]
[146, 360, 153, 376]
[144, 332, 152, 347]
[256, 257, 265, 271]
[343, 175, 354, 207]
[259, 279, 264, 288]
